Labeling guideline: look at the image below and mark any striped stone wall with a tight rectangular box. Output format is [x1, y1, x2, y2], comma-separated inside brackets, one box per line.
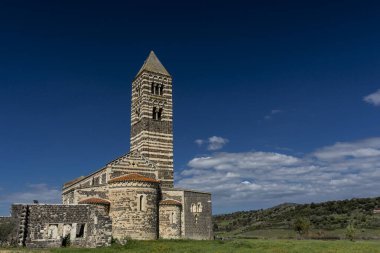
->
[62, 151, 159, 203]
[130, 71, 174, 188]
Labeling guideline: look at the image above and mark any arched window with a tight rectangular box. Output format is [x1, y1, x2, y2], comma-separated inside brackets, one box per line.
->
[194, 214, 198, 224]
[151, 83, 163, 96]
[152, 107, 157, 119]
[191, 203, 197, 213]
[158, 108, 162, 120]
[152, 107, 162, 121]
[170, 212, 174, 224]
[155, 85, 159, 95]
[139, 195, 144, 211]
[197, 202, 203, 213]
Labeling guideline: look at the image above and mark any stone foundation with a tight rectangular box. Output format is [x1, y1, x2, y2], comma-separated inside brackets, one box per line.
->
[11, 204, 112, 248]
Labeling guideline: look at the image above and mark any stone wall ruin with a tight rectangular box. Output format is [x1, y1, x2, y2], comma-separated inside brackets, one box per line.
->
[10, 204, 112, 248]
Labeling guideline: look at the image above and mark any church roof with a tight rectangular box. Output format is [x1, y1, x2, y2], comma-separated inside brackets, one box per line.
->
[78, 198, 110, 205]
[63, 176, 85, 188]
[108, 173, 160, 184]
[135, 51, 171, 77]
[106, 150, 157, 169]
[63, 150, 158, 190]
[159, 199, 182, 206]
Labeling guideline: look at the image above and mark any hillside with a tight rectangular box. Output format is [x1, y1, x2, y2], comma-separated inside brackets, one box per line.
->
[213, 197, 380, 239]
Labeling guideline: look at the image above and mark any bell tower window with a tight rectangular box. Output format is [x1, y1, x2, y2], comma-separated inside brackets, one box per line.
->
[152, 107, 162, 120]
[155, 85, 159, 95]
[151, 83, 164, 95]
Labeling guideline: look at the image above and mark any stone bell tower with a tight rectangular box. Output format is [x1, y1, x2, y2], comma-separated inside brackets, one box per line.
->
[130, 51, 174, 188]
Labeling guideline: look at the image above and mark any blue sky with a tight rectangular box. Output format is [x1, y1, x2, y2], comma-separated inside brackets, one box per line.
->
[1, 0, 380, 215]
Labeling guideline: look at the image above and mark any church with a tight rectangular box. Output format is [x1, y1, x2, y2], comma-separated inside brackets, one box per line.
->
[6, 51, 212, 248]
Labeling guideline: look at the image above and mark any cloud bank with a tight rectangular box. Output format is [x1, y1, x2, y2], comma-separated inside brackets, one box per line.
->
[179, 137, 380, 213]
[0, 184, 61, 215]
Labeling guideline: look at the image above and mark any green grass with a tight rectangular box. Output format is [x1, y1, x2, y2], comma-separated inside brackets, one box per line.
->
[218, 228, 380, 240]
[2, 239, 380, 253]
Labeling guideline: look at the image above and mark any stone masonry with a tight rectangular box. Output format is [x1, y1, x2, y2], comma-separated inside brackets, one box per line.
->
[10, 204, 112, 248]
[108, 176, 160, 240]
[5, 51, 213, 248]
[130, 51, 174, 188]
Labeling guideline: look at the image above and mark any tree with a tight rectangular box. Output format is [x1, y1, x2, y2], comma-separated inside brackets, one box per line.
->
[0, 219, 17, 246]
[346, 222, 356, 241]
[293, 217, 310, 239]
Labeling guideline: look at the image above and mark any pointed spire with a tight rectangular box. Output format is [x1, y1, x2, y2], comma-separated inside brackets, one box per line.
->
[135, 51, 171, 77]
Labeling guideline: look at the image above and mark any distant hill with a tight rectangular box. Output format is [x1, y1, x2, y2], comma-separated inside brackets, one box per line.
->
[213, 197, 380, 237]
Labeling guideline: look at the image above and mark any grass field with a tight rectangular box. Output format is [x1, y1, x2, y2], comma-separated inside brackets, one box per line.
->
[2, 239, 380, 253]
[216, 228, 380, 240]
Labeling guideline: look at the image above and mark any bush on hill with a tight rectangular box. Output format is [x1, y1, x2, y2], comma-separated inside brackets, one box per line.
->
[213, 197, 380, 235]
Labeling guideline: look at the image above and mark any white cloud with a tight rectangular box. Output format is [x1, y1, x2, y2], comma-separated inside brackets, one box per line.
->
[264, 109, 283, 120]
[0, 184, 61, 204]
[178, 137, 380, 213]
[194, 139, 204, 146]
[207, 136, 229, 150]
[311, 137, 380, 161]
[364, 89, 380, 106]
[194, 136, 229, 150]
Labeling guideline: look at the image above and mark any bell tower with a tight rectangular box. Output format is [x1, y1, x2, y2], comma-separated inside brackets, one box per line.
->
[130, 51, 174, 188]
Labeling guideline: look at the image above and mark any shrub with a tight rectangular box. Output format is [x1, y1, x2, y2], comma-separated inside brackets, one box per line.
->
[293, 217, 310, 239]
[346, 222, 356, 241]
[0, 219, 17, 246]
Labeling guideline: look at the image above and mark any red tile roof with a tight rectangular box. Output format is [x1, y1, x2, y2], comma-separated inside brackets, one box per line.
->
[159, 199, 182, 206]
[108, 173, 159, 184]
[78, 198, 110, 205]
